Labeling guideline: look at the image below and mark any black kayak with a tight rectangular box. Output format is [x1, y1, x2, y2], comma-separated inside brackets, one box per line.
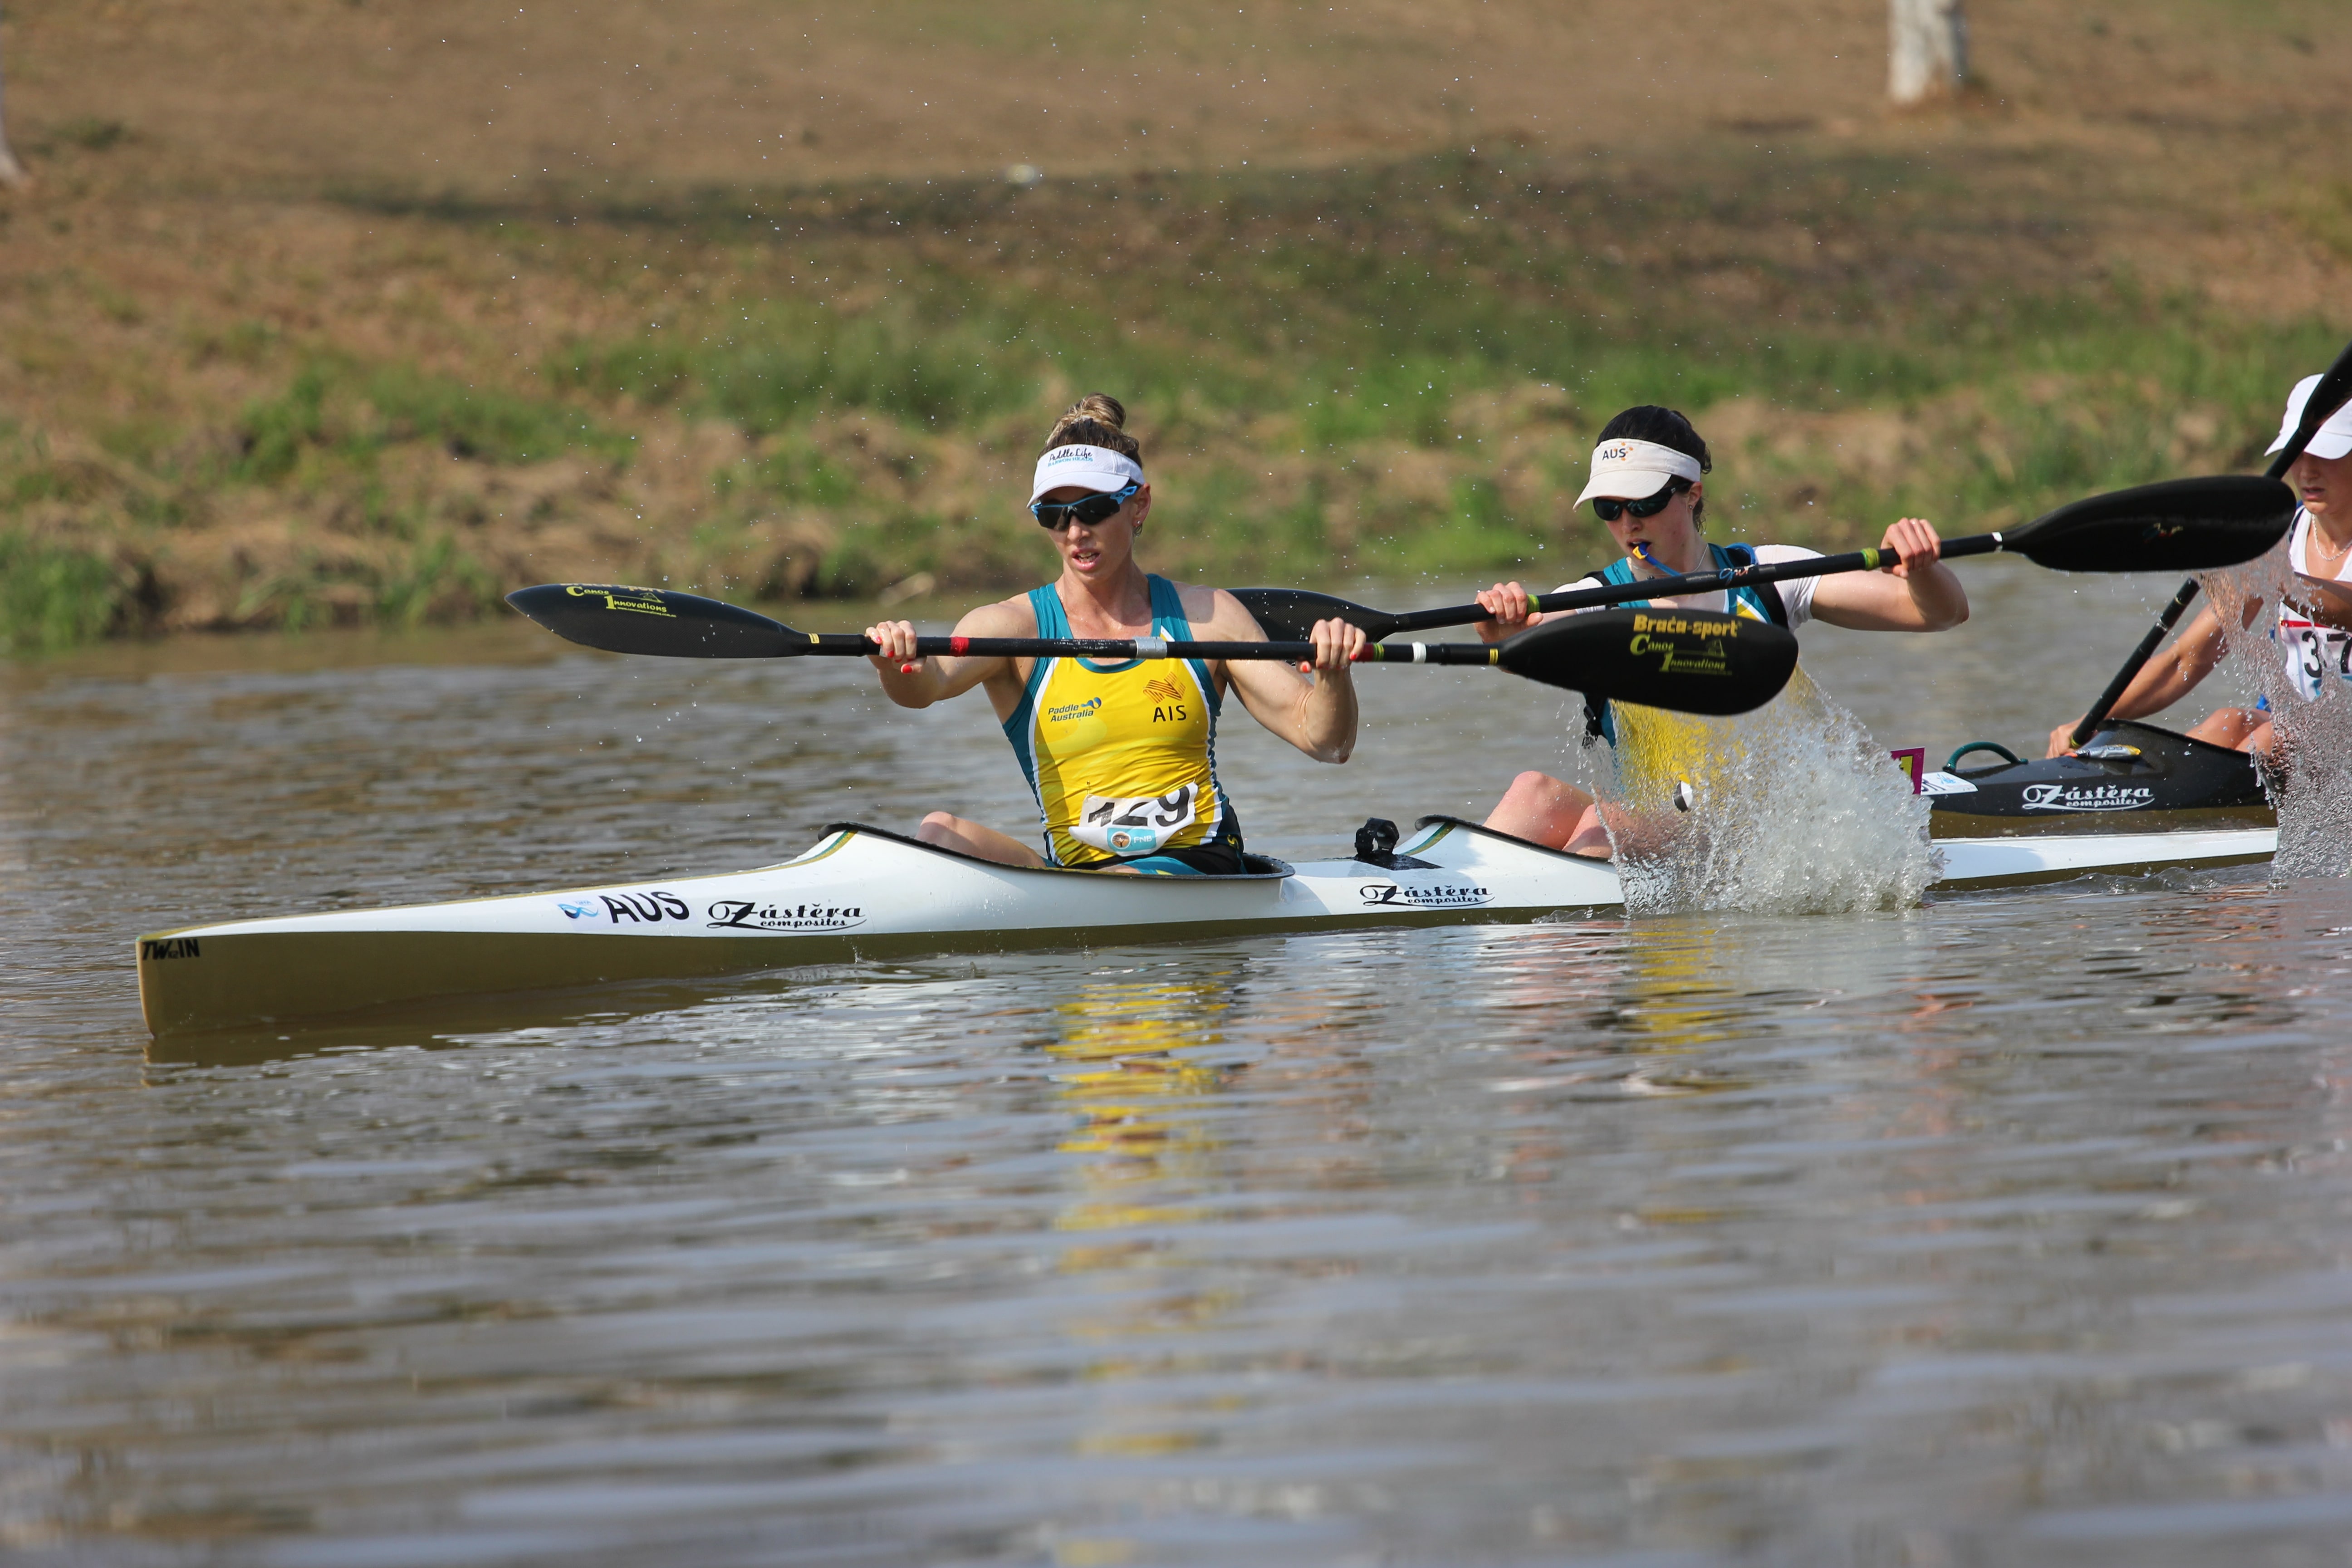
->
[1927, 719, 2274, 838]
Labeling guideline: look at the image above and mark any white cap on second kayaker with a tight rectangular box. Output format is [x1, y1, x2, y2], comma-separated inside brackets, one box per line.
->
[1573, 436, 1706, 505]
[1030, 442, 1145, 502]
[2267, 373, 2352, 462]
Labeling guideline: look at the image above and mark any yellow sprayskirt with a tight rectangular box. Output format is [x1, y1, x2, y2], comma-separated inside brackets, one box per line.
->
[1607, 665, 1825, 808]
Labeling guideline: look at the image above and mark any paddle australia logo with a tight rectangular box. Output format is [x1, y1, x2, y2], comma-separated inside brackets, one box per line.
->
[2021, 783, 2157, 813]
[706, 899, 868, 933]
[1046, 696, 1105, 724]
[140, 937, 201, 960]
[1358, 880, 1492, 909]
[558, 891, 693, 922]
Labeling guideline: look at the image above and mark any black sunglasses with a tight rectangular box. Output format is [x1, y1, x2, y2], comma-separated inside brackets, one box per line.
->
[1592, 478, 1691, 524]
[1032, 482, 1140, 531]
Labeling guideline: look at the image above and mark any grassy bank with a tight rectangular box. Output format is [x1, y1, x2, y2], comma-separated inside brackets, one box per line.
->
[4, 141, 2345, 652]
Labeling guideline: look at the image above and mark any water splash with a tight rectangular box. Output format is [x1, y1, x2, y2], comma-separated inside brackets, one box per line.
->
[1578, 670, 1936, 916]
[2200, 552, 2352, 880]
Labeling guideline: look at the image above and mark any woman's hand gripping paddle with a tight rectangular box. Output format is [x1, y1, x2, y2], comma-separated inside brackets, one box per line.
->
[506, 585, 1800, 717]
[1233, 474, 2295, 642]
[2064, 336, 2352, 748]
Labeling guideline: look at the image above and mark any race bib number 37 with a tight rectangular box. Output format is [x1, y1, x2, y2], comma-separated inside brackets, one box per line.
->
[1072, 784, 1198, 855]
[2278, 616, 2352, 702]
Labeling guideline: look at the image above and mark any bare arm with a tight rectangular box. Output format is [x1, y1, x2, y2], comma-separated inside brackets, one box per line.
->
[2043, 602, 2233, 755]
[865, 597, 1031, 710]
[1810, 518, 1969, 632]
[1197, 589, 1367, 763]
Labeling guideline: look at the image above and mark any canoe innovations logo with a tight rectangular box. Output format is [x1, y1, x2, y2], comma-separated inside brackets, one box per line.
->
[565, 584, 672, 617]
[2021, 783, 2157, 812]
[1359, 880, 1492, 909]
[706, 899, 867, 932]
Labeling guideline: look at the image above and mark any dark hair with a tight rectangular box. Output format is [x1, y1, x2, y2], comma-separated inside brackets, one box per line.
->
[1041, 392, 1142, 462]
[1597, 405, 1711, 529]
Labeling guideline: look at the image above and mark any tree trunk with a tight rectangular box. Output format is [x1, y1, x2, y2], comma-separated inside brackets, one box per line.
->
[1888, 0, 1968, 107]
[0, 7, 26, 186]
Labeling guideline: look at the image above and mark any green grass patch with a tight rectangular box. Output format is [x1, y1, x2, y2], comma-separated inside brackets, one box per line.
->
[0, 533, 123, 653]
[548, 295, 1039, 431]
[234, 361, 630, 483]
[519, 148, 2340, 583]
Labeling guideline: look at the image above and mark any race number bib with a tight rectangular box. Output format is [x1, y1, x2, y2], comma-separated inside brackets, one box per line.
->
[2277, 616, 2352, 702]
[1071, 784, 1198, 855]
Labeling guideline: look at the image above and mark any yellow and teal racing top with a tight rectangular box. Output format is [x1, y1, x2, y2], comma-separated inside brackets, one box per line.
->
[1005, 576, 1238, 868]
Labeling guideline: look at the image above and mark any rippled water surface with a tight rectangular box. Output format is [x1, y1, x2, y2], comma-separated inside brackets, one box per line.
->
[7, 566, 2352, 1566]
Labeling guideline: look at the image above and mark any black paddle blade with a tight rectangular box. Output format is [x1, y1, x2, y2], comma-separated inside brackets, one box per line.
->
[2007, 475, 2295, 573]
[505, 583, 808, 658]
[1230, 587, 1399, 642]
[1497, 608, 1799, 715]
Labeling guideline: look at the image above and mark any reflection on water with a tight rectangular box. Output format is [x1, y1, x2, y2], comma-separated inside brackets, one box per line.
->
[5, 574, 2352, 1563]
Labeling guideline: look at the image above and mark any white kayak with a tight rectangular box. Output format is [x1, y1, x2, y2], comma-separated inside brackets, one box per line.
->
[136, 816, 2277, 1037]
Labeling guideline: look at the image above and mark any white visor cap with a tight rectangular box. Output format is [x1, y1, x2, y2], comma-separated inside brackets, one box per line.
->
[2267, 373, 2352, 464]
[1031, 444, 1147, 504]
[1574, 437, 1706, 506]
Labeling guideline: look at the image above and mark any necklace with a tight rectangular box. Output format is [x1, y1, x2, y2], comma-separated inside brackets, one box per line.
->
[2306, 517, 2352, 577]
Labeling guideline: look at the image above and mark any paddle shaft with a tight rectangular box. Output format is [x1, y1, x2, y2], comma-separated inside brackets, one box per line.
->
[833, 632, 1505, 666]
[2066, 579, 2203, 747]
[1373, 533, 2005, 636]
[2066, 355, 2352, 746]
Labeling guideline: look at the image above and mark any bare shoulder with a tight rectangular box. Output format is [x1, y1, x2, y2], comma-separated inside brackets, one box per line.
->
[1184, 583, 1268, 640]
[952, 593, 1039, 638]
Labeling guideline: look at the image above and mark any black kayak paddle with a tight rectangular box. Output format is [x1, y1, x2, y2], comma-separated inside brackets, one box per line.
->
[506, 583, 1800, 716]
[1235, 473, 2296, 642]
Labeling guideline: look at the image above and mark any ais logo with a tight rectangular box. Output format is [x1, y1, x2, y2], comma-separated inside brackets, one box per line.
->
[1145, 676, 1188, 723]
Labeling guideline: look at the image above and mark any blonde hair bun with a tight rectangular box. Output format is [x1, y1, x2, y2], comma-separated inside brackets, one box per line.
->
[1043, 393, 1141, 461]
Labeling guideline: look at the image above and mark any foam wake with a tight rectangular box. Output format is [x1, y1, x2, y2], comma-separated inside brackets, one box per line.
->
[1582, 670, 1936, 917]
[2201, 555, 2352, 880]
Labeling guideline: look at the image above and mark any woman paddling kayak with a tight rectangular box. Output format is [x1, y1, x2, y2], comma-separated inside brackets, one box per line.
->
[1468, 404, 1970, 855]
[863, 394, 1367, 872]
[2044, 374, 2352, 759]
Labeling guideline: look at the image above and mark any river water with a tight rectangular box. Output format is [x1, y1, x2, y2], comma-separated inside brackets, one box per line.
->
[6, 561, 2352, 1566]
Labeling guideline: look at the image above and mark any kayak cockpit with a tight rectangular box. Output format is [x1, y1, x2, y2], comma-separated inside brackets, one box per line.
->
[815, 821, 1294, 879]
